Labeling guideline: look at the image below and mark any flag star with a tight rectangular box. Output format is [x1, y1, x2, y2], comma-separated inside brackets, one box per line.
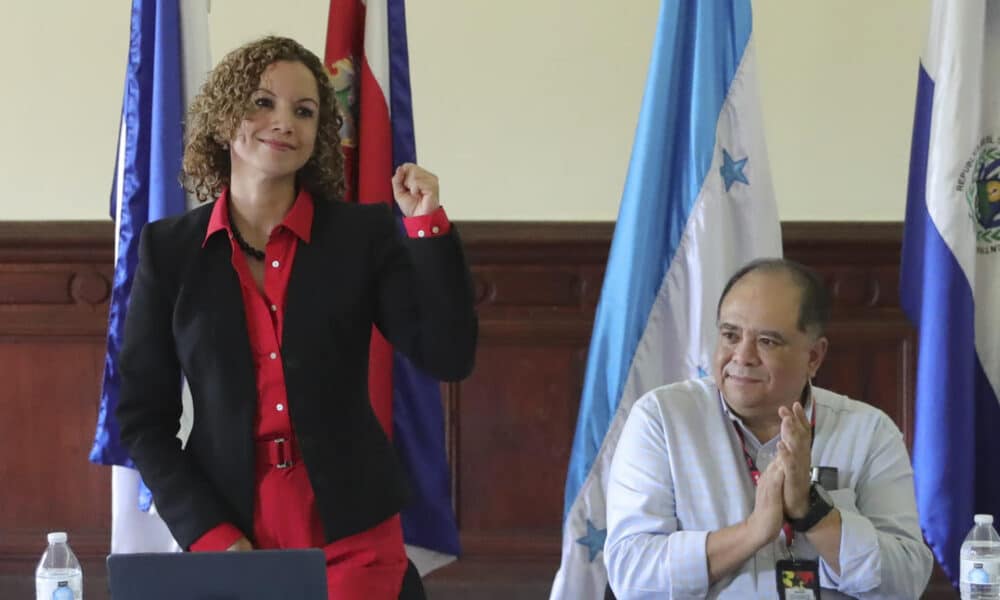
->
[576, 519, 608, 562]
[720, 149, 750, 191]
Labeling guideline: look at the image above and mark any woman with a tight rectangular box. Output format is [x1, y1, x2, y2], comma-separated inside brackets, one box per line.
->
[115, 36, 477, 600]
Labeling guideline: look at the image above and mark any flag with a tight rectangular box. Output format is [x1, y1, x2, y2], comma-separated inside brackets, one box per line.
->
[89, 0, 210, 554]
[549, 0, 781, 596]
[900, 0, 1000, 586]
[324, 0, 459, 575]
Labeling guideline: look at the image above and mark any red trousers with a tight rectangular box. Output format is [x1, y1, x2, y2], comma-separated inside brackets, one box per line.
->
[254, 440, 408, 600]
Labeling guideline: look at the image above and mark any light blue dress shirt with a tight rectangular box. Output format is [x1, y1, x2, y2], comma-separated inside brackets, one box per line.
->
[604, 378, 933, 599]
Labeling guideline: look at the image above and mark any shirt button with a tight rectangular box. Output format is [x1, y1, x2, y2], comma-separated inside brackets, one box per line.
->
[431, 226, 440, 234]
[271, 260, 280, 268]
[269, 352, 277, 360]
[417, 230, 426, 238]
[276, 404, 284, 412]
[270, 304, 277, 312]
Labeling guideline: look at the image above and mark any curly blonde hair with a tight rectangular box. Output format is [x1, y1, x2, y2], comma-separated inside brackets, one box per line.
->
[182, 36, 344, 202]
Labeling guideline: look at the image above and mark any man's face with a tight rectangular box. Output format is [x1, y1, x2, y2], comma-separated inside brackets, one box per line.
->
[712, 270, 827, 421]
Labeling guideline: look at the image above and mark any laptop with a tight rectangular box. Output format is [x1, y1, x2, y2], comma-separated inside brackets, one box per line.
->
[107, 549, 328, 600]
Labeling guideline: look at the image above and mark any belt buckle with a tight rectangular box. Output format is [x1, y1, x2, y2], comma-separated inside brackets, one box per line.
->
[273, 437, 293, 469]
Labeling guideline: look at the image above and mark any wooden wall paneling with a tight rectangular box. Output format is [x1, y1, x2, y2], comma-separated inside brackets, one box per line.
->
[784, 222, 918, 450]
[451, 223, 608, 566]
[428, 221, 948, 599]
[0, 221, 955, 599]
[0, 222, 114, 598]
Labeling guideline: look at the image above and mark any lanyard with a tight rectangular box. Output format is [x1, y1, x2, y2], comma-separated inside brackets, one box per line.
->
[731, 405, 817, 548]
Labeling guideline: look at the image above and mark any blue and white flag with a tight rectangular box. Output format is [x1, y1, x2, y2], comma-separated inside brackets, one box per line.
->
[549, 1, 781, 597]
[900, 0, 1000, 586]
[88, 0, 210, 554]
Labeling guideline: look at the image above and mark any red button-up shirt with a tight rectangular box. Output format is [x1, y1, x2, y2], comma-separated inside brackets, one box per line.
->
[189, 187, 450, 598]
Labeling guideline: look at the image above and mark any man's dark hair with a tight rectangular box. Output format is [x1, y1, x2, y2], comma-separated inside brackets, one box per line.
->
[716, 258, 831, 337]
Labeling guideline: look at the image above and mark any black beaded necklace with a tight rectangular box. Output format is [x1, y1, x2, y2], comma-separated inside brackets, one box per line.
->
[228, 206, 266, 261]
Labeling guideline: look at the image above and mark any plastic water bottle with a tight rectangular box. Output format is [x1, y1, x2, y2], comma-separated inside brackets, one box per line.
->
[961, 514, 1000, 599]
[35, 532, 82, 600]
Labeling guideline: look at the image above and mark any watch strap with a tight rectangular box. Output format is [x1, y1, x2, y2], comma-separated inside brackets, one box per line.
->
[789, 483, 834, 532]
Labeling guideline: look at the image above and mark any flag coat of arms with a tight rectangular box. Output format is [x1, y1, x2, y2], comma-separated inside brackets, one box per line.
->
[324, 0, 460, 574]
[900, 0, 1000, 587]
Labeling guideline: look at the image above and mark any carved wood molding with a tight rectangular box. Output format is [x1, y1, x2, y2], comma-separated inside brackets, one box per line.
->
[0, 221, 113, 263]
[1, 219, 946, 598]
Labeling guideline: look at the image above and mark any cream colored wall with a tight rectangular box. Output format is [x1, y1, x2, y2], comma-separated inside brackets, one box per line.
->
[755, 0, 929, 221]
[0, 1, 928, 222]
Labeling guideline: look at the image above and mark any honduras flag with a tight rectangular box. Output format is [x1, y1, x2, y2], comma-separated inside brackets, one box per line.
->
[549, 1, 781, 597]
[88, 0, 209, 554]
[900, 0, 1000, 587]
[324, 0, 459, 575]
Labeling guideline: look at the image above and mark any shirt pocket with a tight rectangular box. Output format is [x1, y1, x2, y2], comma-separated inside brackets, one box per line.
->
[828, 487, 859, 515]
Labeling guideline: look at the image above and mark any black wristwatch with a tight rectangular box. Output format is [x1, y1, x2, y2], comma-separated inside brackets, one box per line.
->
[788, 483, 835, 532]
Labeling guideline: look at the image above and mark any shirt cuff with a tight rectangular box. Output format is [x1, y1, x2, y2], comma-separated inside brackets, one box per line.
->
[402, 206, 451, 238]
[667, 530, 711, 597]
[821, 509, 881, 593]
[190, 523, 245, 552]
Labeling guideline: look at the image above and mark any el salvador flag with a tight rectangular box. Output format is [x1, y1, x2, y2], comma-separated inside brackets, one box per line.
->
[548, 0, 781, 597]
[88, 0, 209, 554]
[900, 0, 1000, 587]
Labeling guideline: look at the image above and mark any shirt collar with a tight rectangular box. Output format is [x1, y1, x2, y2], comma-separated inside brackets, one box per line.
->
[203, 186, 314, 247]
[281, 187, 314, 242]
[203, 188, 232, 247]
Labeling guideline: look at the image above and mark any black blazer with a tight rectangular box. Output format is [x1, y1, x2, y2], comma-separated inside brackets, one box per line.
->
[115, 198, 477, 550]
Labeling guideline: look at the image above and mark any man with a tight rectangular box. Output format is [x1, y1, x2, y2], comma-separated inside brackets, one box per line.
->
[604, 259, 932, 599]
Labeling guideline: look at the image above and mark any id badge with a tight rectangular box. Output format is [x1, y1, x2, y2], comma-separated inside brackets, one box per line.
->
[775, 559, 820, 599]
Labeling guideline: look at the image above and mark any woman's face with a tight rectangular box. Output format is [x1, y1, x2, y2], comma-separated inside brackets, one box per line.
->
[229, 60, 319, 182]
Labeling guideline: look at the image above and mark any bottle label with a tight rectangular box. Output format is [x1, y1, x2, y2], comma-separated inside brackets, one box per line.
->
[962, 557, 1000, 585]
[35, 577, 82, 600]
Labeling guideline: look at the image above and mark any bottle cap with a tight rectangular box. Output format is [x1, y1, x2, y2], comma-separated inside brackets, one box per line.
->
[47, 532, 67, 544]
[975, 514, 994, 525]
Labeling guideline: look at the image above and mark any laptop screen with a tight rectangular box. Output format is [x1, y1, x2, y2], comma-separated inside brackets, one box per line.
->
[106, 549, 327, 600]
